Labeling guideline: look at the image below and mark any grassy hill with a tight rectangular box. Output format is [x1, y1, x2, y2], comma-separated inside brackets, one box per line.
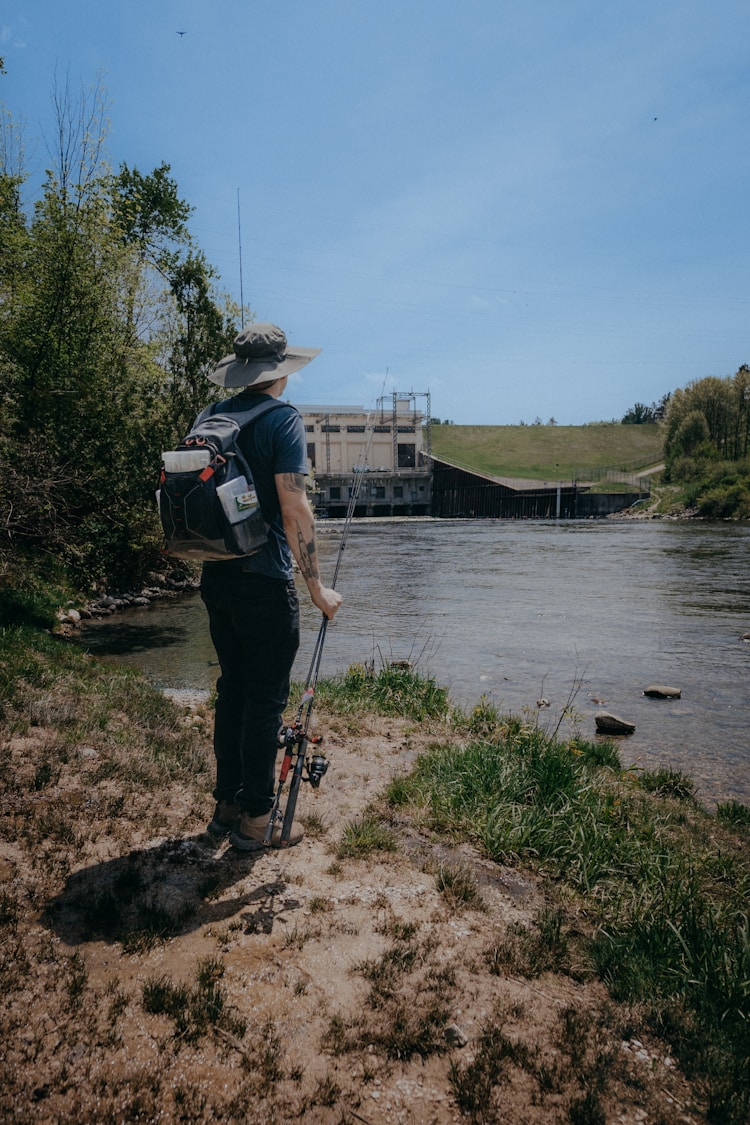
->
[429, 423, 663, 481]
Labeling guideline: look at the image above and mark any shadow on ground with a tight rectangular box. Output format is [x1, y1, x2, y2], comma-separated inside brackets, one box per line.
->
[41, 835, 302, 948]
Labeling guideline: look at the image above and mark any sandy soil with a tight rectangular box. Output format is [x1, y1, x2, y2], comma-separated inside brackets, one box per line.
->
[1, 697, 706, 1124]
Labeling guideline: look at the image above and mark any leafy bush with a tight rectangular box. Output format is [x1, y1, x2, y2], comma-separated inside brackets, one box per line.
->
[697, 479, 750, 519]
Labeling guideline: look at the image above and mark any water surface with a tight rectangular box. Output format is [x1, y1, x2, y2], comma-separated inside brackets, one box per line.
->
[81, 519, 750, 807]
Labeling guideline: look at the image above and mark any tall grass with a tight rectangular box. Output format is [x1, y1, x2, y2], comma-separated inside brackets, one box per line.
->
[308, 662, 450, 723]
[385, 717, 750, 1124]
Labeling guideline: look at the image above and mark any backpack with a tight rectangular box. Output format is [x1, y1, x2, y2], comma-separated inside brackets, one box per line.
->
[158, 398, 288, 561]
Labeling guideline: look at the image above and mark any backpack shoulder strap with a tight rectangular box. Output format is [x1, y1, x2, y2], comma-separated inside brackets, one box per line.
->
[194, 397, 296, 430]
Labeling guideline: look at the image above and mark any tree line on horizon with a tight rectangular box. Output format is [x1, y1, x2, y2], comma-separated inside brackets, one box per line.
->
[1, 76, 749, 623]
[662, 365, 750, 517]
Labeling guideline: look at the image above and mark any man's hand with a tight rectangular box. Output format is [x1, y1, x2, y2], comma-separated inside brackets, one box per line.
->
[310, 583, 342, 620]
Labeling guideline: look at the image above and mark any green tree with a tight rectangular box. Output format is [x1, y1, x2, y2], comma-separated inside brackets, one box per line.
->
[663, 370, 750, 517]
[0, 78, 233, 591]
[665, 371, 749, 475]
[622, 402, 656, 424]
[164, 250, 238, 433]
[111, 161, 191, 276]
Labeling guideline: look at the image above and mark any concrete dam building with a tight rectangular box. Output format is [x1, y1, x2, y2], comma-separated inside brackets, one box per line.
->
[297, 394, 433, 518]
[296, 393, 646, 520]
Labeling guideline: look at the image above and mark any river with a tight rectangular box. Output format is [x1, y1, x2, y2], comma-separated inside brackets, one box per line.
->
[80, 519, 750, 808]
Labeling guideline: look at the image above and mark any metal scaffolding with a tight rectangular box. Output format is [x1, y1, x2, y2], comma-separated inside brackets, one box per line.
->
[376, 390, 432, 459]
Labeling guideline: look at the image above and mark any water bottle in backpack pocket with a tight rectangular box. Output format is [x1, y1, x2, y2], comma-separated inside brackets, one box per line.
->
[215, 475, 265, 554]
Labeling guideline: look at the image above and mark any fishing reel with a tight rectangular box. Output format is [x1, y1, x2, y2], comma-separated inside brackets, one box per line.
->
[278, 724, 297, 750]
[277, 725, 328, 788]
[305, 750, 329, 789]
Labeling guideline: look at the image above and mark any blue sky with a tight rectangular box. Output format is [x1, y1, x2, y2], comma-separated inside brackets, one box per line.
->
[3, 0, 750, 424]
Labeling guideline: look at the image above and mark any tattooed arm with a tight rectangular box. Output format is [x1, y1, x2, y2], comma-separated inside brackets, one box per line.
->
[276, 472, 343, 620]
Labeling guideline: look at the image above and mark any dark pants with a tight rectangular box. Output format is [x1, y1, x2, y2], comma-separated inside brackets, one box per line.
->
[200, 567, 300, 817]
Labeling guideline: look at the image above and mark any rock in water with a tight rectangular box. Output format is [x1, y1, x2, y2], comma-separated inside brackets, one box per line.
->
[643, 684, 681, 699]
[595, 712, 636, 735]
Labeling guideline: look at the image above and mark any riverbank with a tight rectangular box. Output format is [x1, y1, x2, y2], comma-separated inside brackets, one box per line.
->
[1, 625, 749, 1123]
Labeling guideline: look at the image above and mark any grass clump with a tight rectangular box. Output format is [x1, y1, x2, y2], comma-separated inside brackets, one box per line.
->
[141, 957, 246, 1045]
[433, 860, 486, 911]
[335, 814, 398, 860]
[310, 661, 450, 722]
[390, 720, 750, 1124]
[325, 930, 455, 1062]
[637, 766, 696, 801]
[716, 799, 750, 827]
[487, 902, 571, 979]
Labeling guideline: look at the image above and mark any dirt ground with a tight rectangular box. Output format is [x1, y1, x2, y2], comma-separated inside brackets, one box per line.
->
[1, 697, 707, 1124]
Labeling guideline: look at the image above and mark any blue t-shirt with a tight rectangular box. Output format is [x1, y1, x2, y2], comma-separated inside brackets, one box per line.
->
[203, 392, 307, 581]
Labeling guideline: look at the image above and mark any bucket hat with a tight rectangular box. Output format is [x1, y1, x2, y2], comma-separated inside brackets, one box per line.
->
[208, 323, 321, 388]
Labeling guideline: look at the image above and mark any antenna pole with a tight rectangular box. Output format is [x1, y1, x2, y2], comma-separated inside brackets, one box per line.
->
[237, 189, 245, 328]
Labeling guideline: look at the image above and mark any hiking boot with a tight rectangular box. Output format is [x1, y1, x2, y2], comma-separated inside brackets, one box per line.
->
[230, 812, 304, 852]
[207, 800, 241, 838]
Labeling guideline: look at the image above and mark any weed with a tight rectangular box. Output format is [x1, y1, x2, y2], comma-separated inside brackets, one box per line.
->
[384, 775, 413, 807]
[243, 1020, 283, 1088]
[65, 949, 89, 1009]
[717, 799, 750, 827]
[377, 996, 450, 1060]
[310, 1073, 340, 1108]
[357, 943, 419, 1005]
[393, 723, 750, 1120]
[33, 759, 59, 790]
[571, 737, 621, 770]
[557, 1005, 594, 1071]
[322, 1013, 352, 1056]
[282, 923, 315, 950]
[488, 903, 570, 978]
[311, 662, 450, 722]
[198, 872, 223, 900]
[449, 1018, 537, 1122]
[374, 913, 419, 941]
[464, 694, 505, 738]
[308, 895, 333, 914]
[568, 1090, 607, 1125]
[141, 957, 246, 1045]
[638, 767, 696, 801]
[348, 933, 454, 1060]
[0, 887, 19, 932]
[433, 860, 486, 911]
[300, 810, 328, 837]
[122, 899, 193, 954]
[103, 983, 129, 1040]
[335, 814, 398, 859]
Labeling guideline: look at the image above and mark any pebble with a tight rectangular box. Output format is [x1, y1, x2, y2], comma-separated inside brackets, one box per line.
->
[445, 1023, 468, 1047]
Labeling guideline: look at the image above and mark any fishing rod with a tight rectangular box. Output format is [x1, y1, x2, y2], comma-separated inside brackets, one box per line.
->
[265, 406, 377, 847]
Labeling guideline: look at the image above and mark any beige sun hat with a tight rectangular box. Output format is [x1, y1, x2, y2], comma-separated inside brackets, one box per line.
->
[208, 323, 321, 388]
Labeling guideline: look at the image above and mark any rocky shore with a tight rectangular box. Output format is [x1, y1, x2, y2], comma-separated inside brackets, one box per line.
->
[54, 570, 200, 632]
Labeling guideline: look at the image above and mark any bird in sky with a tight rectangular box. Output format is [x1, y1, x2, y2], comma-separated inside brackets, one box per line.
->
[177, 31, 186, 37]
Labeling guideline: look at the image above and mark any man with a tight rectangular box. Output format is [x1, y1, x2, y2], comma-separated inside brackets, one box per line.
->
[200, 323, 342, 851]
